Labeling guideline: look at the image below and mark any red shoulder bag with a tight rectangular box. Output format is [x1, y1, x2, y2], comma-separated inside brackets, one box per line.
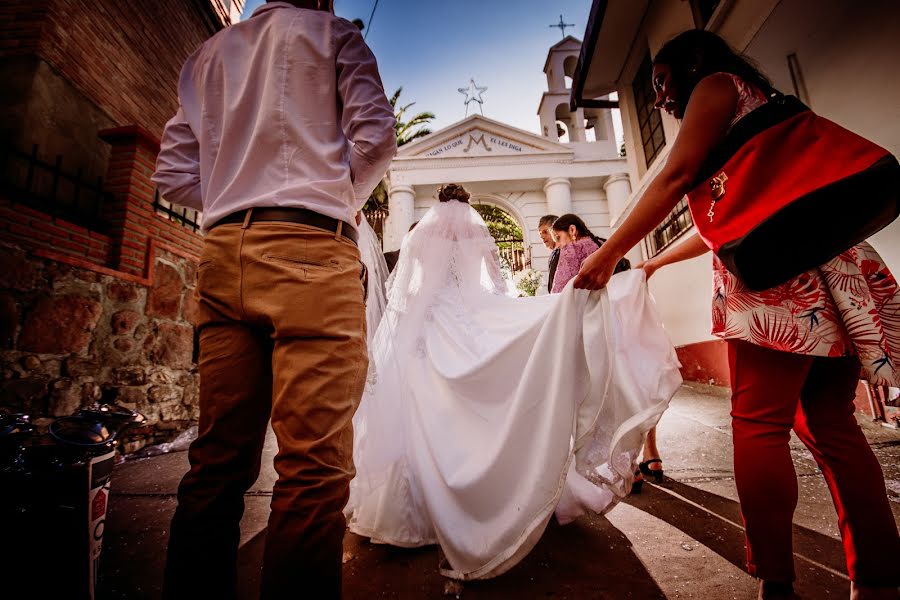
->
[685, 94, 900, 291]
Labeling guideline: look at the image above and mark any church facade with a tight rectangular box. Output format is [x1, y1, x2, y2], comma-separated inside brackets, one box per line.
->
[381, 38, 630, 289]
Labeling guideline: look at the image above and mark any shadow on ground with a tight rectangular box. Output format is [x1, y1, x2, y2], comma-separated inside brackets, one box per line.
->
[626, 478, 849, 598]
[57, 476, 859, 600]
[236, 515, 667, 600]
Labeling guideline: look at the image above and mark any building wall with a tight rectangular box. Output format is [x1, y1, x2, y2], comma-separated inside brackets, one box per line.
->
[743, 0, 900, 275]
[0, 0, 233, 450]
[1, 0, 219, 183]
[35, 0, 215, 137]
[572, 188, 612, 238]
[617, 1, 694, 184]
[0, 0, 215, 447]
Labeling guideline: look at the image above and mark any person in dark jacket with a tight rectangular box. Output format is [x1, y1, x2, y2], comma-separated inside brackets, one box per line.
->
[538, 214, 559, 293]
[384, 221, 418, 273]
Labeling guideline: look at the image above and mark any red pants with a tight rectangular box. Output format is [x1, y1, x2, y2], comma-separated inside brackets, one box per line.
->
[728, 340, 899, 585]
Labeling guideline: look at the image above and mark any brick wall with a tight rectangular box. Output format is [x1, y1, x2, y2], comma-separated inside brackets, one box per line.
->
[30, 0, 219, 138]
[1, 0, 226, 194]
[1, 0, 215, 269]
[0, 191, 202, 272]
[0, 197, 111, 264]
[0, 0, 50, 57]
[100, 126, 203, 275]
[1, 125, 202, 273]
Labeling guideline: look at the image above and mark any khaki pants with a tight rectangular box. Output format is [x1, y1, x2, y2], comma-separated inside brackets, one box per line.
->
[163, 220, 368, 600]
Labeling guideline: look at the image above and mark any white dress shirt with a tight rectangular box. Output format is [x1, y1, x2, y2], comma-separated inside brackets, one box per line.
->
[152, 2, 397, 232]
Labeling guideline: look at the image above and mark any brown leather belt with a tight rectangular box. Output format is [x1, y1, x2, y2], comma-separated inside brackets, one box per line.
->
[210, 207, 358, 244]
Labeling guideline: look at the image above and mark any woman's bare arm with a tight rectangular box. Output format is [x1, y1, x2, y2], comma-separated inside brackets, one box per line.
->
[638, 233, 710, 279]
[574, 73, 739, 290]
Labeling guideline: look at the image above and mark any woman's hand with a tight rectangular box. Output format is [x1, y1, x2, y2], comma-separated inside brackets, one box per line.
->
[573, 245, 621, 290]
[635, 258, 659, 280]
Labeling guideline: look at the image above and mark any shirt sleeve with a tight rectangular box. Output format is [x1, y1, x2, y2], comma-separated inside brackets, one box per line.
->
[152, 106, 203, 211]
[335, 22, 397, 206]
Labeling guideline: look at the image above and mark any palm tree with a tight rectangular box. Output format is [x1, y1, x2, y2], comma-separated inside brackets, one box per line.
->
[364, 88, 435, 214]
[392, 87, 435, 147]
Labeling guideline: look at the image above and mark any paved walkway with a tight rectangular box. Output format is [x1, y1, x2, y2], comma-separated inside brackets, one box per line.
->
[98, 383, 900, 599]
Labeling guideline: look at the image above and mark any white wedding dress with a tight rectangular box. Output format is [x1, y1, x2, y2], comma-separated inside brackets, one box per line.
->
[349, 201, 682, 580]
[357, 214, 390, 349]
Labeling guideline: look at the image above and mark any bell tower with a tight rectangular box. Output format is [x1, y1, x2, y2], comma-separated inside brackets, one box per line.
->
[537, 36, 615, 147]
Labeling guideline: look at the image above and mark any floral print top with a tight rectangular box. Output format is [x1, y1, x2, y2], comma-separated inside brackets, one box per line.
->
[552, 237, 601, 294]
[711, 75, 900, 386]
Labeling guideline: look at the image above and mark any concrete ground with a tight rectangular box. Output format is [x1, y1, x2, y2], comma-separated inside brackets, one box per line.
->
[98, 383, 900, 599]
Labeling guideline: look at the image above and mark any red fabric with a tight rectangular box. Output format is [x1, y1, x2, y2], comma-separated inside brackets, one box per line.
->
[727, 340, 900, 585]
[688, 112, 889, 252]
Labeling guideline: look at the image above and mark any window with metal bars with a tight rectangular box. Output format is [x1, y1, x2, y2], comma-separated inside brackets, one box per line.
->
[1, 144, 111, 232]
[153, 189, 201, 233]
[645, 198, 694, 257]
[631, 52, 666, 169]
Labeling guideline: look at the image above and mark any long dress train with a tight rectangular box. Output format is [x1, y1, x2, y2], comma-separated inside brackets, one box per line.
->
[349, 200, 682, 580]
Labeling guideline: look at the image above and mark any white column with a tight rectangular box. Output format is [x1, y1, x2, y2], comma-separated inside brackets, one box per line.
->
[385, 184, 415, 251]
[603, 173, 632, 225]
[543, 177, 572, 216]
[569, 107, 587, 142]
[541, 110, 559, 142]
[603, 173, 641, 264]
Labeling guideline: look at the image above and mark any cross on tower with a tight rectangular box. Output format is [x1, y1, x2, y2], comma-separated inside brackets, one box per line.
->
[549, 14, 575, 39]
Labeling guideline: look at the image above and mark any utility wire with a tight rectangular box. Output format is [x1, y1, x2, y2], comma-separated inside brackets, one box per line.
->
[364, 0, 380, 40]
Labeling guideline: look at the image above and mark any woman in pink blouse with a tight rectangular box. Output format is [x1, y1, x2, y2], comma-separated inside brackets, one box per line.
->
[574, 30, 899, 600]
[550, 214, 629, 294]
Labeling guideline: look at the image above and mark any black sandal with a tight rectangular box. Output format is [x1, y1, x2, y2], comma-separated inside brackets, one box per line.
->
[631, 470, 644, 494]
[639, 458, 664, 483]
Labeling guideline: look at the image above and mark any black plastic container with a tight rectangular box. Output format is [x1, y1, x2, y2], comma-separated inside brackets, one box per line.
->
[1, 405, 145, 600]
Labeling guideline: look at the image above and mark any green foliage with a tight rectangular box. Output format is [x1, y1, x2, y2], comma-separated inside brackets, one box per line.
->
[391, 87, 435, 147]
[363, 181, 388, 212]
[472, 204, 522, 242]
[365, 88, 436, 212]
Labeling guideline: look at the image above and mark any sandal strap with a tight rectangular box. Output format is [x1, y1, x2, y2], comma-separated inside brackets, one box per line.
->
[639, 459, 664, 477]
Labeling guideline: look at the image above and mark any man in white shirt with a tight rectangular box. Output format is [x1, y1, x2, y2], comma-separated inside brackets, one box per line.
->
[152, 2, 396, 598]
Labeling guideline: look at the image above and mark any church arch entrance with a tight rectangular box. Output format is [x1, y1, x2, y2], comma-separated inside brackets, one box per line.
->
[471, 201, 527, 275]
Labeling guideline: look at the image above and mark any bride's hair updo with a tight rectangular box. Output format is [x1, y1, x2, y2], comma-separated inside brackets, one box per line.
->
[438, 183, 471, 204]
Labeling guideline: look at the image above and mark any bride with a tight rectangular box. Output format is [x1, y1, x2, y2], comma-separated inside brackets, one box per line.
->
[350, 184, 682, 580]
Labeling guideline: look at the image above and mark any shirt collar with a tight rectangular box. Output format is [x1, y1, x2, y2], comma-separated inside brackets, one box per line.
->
[251, 2, 300, 18]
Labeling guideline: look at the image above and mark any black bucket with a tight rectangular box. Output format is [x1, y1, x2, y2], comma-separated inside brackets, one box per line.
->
[1, 405, 145, 600]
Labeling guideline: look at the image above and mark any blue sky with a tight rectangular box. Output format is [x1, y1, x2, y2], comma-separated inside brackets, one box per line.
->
[242, 0, 595, 134]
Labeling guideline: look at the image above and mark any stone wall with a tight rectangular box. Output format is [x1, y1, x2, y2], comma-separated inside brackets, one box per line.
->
[0, 241, 199, 453]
